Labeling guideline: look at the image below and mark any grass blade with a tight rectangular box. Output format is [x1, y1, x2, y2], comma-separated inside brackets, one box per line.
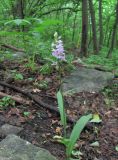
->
[57, 90, 67, 127]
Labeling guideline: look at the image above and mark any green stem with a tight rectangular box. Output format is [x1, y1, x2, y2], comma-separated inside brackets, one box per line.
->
[58, 61, 67, 138]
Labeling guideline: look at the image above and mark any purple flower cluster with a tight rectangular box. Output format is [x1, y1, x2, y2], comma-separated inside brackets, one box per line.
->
[52, 37, 66, 61]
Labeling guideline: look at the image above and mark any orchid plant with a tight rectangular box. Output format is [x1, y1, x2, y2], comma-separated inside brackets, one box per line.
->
[52, 32, 66, 61]
[52, 32, 92, 160]
[51, 32, 67, 137]
[51, 32, 66, 90]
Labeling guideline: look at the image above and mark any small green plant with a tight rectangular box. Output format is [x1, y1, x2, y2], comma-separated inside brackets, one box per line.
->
[40, 63, 53, 75]
[25, 56, 37, 72]
[55, 90, 92, 159]
[34, 80, 48, 89]
[102, 87, 116, 108]
[11, 70, 24, 80]
[14, 73, 24, 80]
[23, 111, 31, 117]
[0, 96, 15, 110]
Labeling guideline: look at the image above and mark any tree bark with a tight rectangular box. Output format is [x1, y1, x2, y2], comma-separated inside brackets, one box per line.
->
[104, 16, 110, 45]
[107, 1, 118, 57]
[99, 0, 103, 49]
[13, 0, 25, 19]
[89, 0, 98, 53]
[80, 0, 88, 57]
[107, 28, 112, 47]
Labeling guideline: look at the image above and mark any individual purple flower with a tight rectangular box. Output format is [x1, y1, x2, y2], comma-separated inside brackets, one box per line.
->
[52, 34, 66, 61]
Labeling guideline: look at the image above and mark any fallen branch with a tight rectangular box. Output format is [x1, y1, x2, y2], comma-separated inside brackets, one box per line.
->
[0, 91, 30, 105]
[1, 44, 25, 52]
[0, 81, 75, 123]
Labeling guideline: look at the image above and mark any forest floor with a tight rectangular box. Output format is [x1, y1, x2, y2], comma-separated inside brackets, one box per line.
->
[0, 60, 118, 160]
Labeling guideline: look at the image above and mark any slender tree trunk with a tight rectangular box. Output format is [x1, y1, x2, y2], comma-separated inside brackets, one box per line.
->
[107, 28, 112, 47]
[104, 17, 110, 45]
[99, 0, 103, 49]
[88, 14, 92, 48]
[80, 0, 88, 57]
[89, 0, 98, 53]
[72, 12, 77, 41]
[107, 1, 118, 57]
[13, 0, 25, 19]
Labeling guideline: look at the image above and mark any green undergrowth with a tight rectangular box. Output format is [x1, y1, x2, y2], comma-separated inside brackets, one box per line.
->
[84, 48, 118, 75]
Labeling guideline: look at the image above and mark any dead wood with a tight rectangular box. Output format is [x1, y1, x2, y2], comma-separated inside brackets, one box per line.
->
[1, 44, 25, 52]
[0, 81, 75, 123]
[0, 91, 30, 105]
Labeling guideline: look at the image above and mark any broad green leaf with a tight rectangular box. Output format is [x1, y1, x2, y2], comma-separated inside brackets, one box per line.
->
[13, 19, 23, 25]
[66, 114, 92, 157]
[5, 19, 31, 26]
[57, 91, 66, 127]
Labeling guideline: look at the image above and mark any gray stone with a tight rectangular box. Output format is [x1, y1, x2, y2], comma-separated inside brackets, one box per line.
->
[62, 67, 113, 95]
[0, 158, 11, 160]
[0, 124, 23, 136]
[0, 135, 57, 160]
[12, 52, 25, 59]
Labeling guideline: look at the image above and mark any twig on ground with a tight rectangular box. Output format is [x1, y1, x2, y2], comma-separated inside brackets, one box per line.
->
[0, 91, 30, 105]
[1, 44, 25, 52]
[0, 81, 75, 123]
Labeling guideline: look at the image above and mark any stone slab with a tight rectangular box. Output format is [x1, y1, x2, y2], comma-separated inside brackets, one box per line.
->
[62, 67, 113, 95]
[0, 124, 23, 136]
[0, 134, 57, 160]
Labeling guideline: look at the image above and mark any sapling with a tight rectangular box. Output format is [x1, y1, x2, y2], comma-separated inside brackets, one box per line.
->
[51, 32, 92, 159]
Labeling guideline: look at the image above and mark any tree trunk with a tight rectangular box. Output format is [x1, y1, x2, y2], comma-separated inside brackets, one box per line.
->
[72, 13, 77, 42]
[80, 0, 88, 57]
[107, 28, 112, 47]
[104, 16, 110, 45]
[13, 0, 25, 19]
[89, 0, 98, 53]
[99, 0, 103, 49]
[107, 1, 118, 58]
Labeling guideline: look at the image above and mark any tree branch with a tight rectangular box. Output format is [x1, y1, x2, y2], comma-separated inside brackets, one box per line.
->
[0, 91, 30, 105]
[0, 81, 75, 124]
[38, 7, 80, 17]
[1, 44, 24, 52]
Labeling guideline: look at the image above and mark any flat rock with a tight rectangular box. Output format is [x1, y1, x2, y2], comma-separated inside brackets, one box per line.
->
[62, 67, 113, 95]
[0, 124, 23, 136]
[0, 158, 10, 160]
[0, 134, 57, 160]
